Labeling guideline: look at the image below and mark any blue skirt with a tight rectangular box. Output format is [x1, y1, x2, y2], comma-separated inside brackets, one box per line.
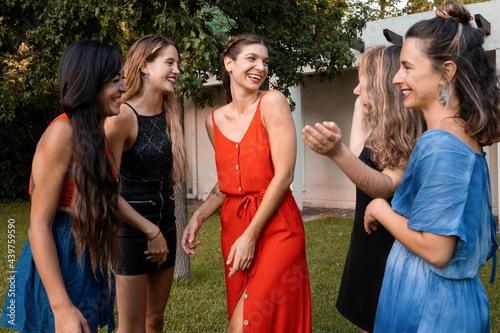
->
[1, 210, 115, 333]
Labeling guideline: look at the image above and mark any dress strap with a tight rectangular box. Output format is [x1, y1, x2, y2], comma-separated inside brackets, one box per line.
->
[211, 110, 220, 136]
[105, 146, 118, 179]
[48, 113, 69, 127]
[124, 102, 139, 116]
[256, 90, 271, 113]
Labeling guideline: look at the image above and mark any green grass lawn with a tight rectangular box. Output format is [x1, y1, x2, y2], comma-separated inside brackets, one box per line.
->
[0, 203, 499, 332]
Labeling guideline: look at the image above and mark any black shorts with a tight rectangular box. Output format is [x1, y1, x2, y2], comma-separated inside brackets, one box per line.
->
[117, 180, 177, 275]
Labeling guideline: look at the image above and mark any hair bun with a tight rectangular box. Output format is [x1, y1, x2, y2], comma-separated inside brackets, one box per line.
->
[436, 2, 472, 25]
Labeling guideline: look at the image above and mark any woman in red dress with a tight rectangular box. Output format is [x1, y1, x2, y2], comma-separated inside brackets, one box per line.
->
[182, 33, 312, 333]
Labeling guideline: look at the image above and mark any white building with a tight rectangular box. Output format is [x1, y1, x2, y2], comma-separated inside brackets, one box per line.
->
[183, 0, 500, 216]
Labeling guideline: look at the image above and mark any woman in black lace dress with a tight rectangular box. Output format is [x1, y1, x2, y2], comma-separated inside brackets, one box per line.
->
[105, 35, 188, 333]
[302, 46, 426, 332]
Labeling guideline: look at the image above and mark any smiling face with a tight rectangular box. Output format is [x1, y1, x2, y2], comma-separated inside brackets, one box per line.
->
[143, 45, 180, 95]
[392, 38, 443, 112]
[225, 43, 269, 92]
[96, 69, 127, 118]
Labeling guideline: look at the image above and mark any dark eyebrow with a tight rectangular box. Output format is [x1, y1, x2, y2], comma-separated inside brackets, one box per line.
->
[401, 60, 411, 67]
[245, 52, 269, 61]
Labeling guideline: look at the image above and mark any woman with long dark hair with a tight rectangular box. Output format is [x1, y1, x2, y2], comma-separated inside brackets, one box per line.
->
[182, 33, 311, 333]
[1, 40, 125, 332]
[302, 45, 425, 332]
[105, 35, 187, 332]
[364, 2, 500, 331]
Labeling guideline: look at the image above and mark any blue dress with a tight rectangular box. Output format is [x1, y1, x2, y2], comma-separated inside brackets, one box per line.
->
[373, 130, 498, 332]
[1, 210, 115, 333]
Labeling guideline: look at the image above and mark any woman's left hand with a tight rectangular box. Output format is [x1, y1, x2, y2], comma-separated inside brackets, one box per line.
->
[226, 233, 257, 278]
[364, 198, 390, 234]
[144, 229, 169, 264]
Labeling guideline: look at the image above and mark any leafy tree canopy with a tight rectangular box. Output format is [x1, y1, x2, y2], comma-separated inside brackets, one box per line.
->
[0, 0, 369, 200]
[1, 0, 370, 116]
[0, 0, 488, 123]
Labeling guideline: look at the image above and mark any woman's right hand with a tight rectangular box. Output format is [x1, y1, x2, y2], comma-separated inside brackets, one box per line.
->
[144, 227, 168, 264]
[181, 214, 203, 255]
[364, 198, 388, 234]
[54, 305, 91, 333]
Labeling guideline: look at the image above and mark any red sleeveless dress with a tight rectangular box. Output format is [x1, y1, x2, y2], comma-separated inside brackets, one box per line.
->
[212, 93, 312, 332]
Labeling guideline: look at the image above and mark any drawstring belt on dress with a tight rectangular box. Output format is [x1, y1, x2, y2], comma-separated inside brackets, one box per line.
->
[235, 193, 265, 277]
[233, 190, 297, 277]
[236, 194, 264, 218]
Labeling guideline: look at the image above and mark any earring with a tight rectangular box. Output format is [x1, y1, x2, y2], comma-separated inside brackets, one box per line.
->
[141, 71, 149, 79]
[438, 81, 449, 104]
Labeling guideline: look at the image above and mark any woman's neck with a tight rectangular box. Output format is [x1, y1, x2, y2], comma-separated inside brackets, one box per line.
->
[128, 90, 166, 116]
[422, 98, 459, 130]
[229, 86, 261, 115]
[423, 101, 481, 153]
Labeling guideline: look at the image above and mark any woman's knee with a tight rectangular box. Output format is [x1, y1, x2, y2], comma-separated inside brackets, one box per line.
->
[146, 311, 165, 331]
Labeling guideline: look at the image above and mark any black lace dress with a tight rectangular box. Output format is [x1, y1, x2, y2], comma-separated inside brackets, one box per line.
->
[335, 146, 395, 332]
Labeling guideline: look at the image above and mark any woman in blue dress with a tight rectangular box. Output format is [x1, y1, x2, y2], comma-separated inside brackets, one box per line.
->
[364, 3, 500, 332]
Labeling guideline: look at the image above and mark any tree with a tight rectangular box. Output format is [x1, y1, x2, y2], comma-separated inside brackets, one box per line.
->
[0, 0, 369, 278]
[402, 0, 488, 14]
[354, 0, 403, 20]
[352, 0, 489, 19]
[1, 0, 369, 123]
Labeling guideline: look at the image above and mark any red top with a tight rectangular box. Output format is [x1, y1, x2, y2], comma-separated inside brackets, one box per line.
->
[29, 113, 115, 207]
[213, 94, 274, 196]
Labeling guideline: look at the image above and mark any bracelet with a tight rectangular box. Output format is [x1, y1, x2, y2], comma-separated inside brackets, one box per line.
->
[147, 229, 161, 241]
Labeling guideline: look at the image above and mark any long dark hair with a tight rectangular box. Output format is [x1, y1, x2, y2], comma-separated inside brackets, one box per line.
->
[405, 2, 500, 145]
[58, 40, 121, 273]
[220, 33, 270, 104]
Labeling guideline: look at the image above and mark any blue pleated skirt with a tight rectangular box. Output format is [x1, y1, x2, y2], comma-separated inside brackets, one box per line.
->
[1, 210, 115, 332]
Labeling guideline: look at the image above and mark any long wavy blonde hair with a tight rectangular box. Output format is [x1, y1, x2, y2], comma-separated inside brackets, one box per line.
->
[123, 35, 187, 183]
[361, 45, 426, 169]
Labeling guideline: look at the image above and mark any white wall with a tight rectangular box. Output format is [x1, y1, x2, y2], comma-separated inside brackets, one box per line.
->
[185, 87, 225, 200]
[301, 70, 359, 209]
